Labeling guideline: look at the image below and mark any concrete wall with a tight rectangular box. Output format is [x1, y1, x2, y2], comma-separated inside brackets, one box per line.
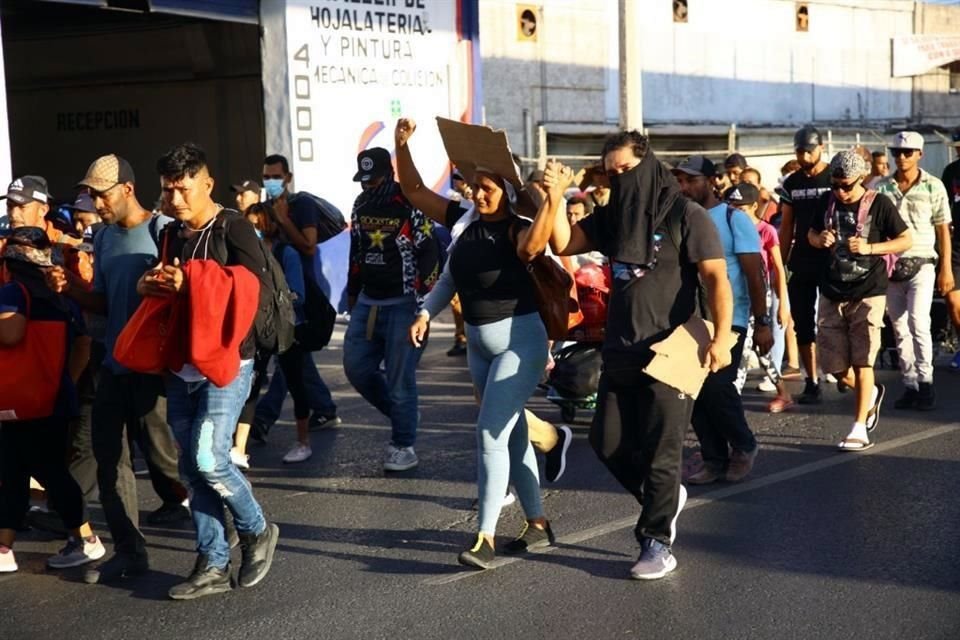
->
[480, 0, 922, 156]
[913, 2, 960, 127]
[479, 0, 618, 155]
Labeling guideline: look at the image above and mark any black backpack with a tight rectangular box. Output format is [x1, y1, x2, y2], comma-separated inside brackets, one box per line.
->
[548, 343, 602, 399]
[208, 209, 297, 355]
[272, 242, 337, 352]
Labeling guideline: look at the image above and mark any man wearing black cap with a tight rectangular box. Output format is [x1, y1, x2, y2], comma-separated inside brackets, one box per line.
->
[674, 157, 768, 484]
[65, 192, 102, 238]
[779, 125, 832, 404]
[230, 179, 261, 215]
[46, 154, 188, 584]
[344, 147, 440, 471]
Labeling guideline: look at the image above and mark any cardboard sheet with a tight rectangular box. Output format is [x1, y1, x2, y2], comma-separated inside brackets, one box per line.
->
[435, 117, 539, 217]
[642, 317, 739, 398]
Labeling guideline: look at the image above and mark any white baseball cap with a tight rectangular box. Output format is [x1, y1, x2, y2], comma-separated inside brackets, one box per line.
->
[889, 131, 924, 151]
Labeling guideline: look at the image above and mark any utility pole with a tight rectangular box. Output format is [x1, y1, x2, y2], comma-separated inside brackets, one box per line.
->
[619, 0, 643, 132]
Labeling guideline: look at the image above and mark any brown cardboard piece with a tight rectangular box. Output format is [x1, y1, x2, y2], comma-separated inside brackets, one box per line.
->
[435, 117, 539, 217]
[642, 317, 738, 399]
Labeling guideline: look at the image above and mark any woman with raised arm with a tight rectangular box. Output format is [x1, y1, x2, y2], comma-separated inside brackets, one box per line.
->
[398, 118, 570, 569]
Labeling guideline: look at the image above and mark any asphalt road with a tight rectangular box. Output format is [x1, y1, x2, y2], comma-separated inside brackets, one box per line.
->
[3, 314, 959, 640]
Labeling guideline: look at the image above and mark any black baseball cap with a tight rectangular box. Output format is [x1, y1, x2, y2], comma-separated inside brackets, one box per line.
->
[64, 192, 97, 213]
[794, 125, 823, 152]
[1, 175, 51, 205]
[230, 179, 261, 194]
[724, 183, 760, 206]
[353, 148, 393, 182]
[673, 156, 717, 178]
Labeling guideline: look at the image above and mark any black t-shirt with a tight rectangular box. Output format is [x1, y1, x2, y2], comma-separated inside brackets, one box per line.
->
[161, 208, 268, 361]
[941, 160, 960, 218]
[810, 192, 907, 301]
[782, 167, 832, 274]
[446, 203, 538, 326]
[577, 198, 724, 361]
[941, 160, 960, 266]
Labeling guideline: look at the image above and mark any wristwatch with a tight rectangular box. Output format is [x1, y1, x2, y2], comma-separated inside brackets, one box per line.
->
[753, 314, 771, 327]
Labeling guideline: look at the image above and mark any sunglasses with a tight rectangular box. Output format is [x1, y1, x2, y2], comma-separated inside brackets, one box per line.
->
[891, 149, 916, 158]
[831, 180, 860, 193]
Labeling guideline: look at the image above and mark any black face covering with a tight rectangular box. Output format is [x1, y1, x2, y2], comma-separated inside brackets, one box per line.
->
[594, 151, 681, 265]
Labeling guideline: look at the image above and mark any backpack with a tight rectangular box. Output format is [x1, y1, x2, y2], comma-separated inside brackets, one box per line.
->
[203, 209, 297, 355]
[823, 190, 895, 280]
[0, 282, 69, 421]
[288, 192, 347, 243]
[272, 242, 336, 352]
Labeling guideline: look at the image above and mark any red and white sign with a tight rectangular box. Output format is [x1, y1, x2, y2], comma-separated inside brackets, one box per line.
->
[892, 35, 960, 78]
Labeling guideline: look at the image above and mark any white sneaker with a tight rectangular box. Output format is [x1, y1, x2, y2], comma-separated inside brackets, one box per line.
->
[384, 445, 419, 471]
[282, 443, 313, 464]
[824, 372, 838, 384]
[230, 449, 250, 470]
[47, 536, 106, 569]
[502, 491, 517, 507]
[0, 545, 17, 572]
[756, 377, 777, 393]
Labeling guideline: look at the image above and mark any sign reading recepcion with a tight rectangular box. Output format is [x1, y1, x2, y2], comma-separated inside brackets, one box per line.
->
[284, 0, 476, 216]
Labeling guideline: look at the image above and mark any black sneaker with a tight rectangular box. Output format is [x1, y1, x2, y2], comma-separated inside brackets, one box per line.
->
[544, 425, 572, 483]
[446, 341, 467, 357]
[502, 522, 555, 555]
[457, 534, 495, 569]
[865, 383, 885, 433]
[916, 382, 936, 411]
[146, 502, 191, 526]
[168, 556, 233, 600]
[309, 413, 342, 431]
[894, 387, 919, 410]
[797, 378, 822, 405]
[83, 552, 149, 584]
[238, 522, 279, 588]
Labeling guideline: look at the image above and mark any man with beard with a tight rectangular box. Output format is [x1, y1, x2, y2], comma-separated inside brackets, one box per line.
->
[547, 131, 733, 580]
[673, 157, 769, 484]
[779, 125, 832, 404]
[46, 156, 188, 585]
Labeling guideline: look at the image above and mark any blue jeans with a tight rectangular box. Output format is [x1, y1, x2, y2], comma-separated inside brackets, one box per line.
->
[255, 352, 337, 426]
[466, 313, 548, 535]
[166, 362, 266, 569]
[343, 299, 421, 447]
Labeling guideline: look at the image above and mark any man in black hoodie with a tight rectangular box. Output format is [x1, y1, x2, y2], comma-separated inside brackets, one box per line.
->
[548, 130, 733, 580]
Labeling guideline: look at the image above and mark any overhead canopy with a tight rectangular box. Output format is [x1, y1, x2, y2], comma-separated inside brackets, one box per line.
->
[892, 35, 960, 77]
[37, 0, 258, 24]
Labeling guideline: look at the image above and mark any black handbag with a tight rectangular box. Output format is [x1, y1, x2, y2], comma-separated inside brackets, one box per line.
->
[889, 256, 932, 282]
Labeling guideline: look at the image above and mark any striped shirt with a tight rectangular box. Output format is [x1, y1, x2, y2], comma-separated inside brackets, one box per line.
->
[875, 169, 951, 259]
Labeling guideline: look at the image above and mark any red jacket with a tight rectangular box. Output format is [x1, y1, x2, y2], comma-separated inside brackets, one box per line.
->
[178, 260, 260, 387]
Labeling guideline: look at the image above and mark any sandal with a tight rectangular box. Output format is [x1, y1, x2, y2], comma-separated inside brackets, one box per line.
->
[837, 436, 874, 452]
[767, 396, 794, 414]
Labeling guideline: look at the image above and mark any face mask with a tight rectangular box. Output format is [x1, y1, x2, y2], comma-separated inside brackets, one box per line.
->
[264, 179, 285, 199]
